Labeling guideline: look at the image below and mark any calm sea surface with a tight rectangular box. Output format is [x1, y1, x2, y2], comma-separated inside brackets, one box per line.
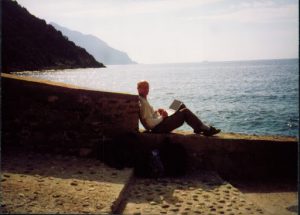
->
[15, 59, 299, 137]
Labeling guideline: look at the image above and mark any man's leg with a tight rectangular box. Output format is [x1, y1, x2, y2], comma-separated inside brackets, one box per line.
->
[182, 107, 221, 136]
[152, 108, 205, 133]
[152, 110, 185, 133]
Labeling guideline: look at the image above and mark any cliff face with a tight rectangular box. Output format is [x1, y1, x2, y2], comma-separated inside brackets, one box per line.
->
[51, 22, 137, 65]
[2, 0, 105, 73]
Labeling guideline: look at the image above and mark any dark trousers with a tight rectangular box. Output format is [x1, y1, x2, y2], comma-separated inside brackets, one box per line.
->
[152, 106, 204, 133]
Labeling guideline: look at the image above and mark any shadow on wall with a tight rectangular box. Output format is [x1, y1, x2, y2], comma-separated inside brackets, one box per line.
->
[96, 133, 188, 178]
[1, 74, 139, 156]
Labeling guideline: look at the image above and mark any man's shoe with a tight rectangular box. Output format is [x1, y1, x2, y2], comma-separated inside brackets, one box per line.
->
[203, 126, 221, 136]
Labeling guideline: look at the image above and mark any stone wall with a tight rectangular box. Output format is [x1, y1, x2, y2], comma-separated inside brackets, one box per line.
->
[1, 73, 139, 154]
[137, 132, 298, 180]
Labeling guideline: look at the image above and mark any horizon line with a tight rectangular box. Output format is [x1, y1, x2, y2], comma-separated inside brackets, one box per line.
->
[122, 57, 298, 66]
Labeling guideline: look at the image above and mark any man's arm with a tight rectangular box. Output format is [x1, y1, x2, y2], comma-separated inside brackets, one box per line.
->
[157, 108, 168, 118]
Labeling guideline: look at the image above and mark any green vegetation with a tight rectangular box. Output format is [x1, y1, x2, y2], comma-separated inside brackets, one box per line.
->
[2, 0, 105, 73]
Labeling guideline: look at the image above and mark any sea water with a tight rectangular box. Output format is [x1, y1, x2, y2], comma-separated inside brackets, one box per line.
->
[15, 58, 299, 137]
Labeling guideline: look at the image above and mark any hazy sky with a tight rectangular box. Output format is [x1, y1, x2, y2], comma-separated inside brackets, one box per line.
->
[17, 0, 298, 64]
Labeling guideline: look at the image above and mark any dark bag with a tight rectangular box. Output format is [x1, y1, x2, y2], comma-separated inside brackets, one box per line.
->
[134, 138, 187, 178]
[134, 148, 165, 178]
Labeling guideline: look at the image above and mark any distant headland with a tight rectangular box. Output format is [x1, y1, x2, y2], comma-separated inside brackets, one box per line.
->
[50, 22, 137, 65]
[2, 0, 105, 73]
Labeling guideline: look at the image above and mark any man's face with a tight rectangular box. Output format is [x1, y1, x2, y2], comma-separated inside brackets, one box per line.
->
[138, 83, 149, 97]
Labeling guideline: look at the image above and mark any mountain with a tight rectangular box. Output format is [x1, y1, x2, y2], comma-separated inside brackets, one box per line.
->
[50, 22, 136, 65]
[2, 0, 104, 73]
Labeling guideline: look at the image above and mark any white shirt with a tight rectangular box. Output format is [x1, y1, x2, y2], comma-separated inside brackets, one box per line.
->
[139, 96, 163, 129]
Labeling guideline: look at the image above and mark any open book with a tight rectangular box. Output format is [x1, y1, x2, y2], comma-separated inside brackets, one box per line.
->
[165, 99, 183, 116]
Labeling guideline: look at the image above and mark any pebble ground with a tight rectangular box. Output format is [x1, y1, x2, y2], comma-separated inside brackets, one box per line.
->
[122, 172, 266, 215]
[1, 150, 296, 214]
[1, 151, 133, 214]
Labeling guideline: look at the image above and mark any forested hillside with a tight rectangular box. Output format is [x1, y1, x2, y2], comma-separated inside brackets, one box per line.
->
[2, 0, 105, 73]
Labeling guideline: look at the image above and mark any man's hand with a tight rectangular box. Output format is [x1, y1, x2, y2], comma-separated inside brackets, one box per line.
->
[157, 108, 168, 118]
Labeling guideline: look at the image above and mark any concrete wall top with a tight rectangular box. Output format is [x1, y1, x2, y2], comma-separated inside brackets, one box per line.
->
[173, 130, 297, 142]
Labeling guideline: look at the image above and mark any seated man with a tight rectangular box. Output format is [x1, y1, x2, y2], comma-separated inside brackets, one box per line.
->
[137, 80, 221, 136]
